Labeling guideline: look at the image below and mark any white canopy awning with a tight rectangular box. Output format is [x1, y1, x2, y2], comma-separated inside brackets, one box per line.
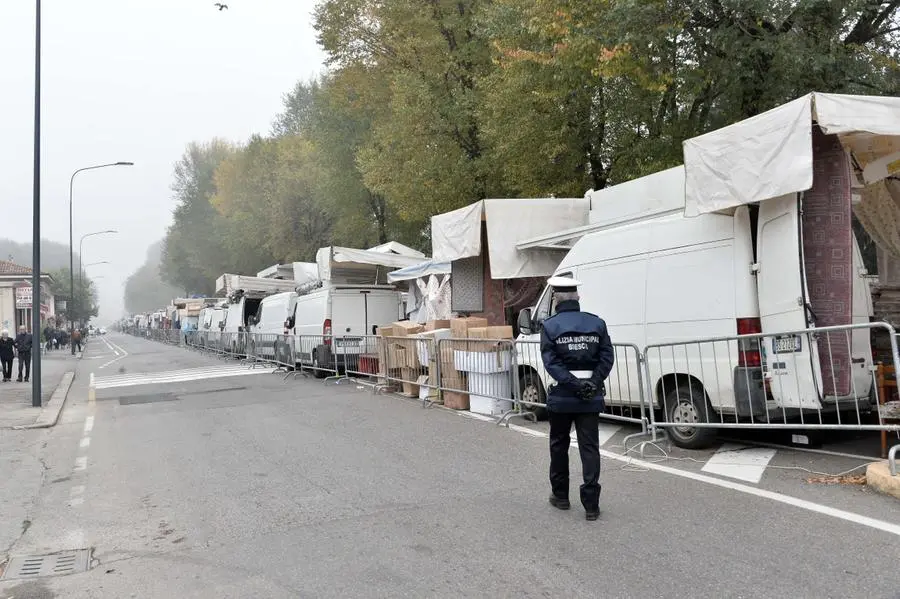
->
[431, 198, 590, 279]
[684, 92, 900, 217]
[387, 260, 451, 283]
[315, 246, 426, 283]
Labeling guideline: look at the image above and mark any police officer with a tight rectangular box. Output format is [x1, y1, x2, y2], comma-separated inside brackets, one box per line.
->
[540, 276, 614, 520]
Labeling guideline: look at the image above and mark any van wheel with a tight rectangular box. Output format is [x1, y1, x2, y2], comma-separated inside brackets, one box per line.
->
[312, 352, 327, 379]
[662, 383, 717, 449]
[519, 372, 548, 421]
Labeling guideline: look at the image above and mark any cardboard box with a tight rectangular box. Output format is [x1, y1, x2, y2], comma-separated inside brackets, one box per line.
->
[376, 325, 396, 337]
[467, 326, 514, 340]
[414, 328, 451, 364]
[440, 372, 468, 392]
[391, 321, 425, 336]
[400, 367, 420, 397]
[450, 317, 489, 338]
[425, 320, 451, 331]
[442, 390, 470, 410]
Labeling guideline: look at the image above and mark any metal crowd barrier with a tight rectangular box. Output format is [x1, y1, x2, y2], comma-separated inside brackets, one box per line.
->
[333, 335, 383, 389]
[511, 340, 650, 430]
[375, 335, 443, 404]
[434, 338, 517, 415]
[642, 322, 900, 444]
[288, 334, 339, 379]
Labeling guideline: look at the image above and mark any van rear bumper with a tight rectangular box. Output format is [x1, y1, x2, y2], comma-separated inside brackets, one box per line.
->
[733, 367, 767, 418]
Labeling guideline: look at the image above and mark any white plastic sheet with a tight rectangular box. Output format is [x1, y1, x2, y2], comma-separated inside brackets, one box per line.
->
[431, 202, 483, 263]
[684, 93, 900, 217]
[430, 198, 589, 279]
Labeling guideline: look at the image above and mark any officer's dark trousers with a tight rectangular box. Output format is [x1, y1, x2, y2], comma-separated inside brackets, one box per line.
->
[17, 351, 31, 381]
[549, 411, 601, 509]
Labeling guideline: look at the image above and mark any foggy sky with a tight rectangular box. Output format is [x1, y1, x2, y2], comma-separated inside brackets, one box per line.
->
[0, 0, 325, 323]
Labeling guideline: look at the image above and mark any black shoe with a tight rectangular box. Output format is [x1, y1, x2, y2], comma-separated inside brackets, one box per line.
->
[549, 495, 571, 511]
[585, 509, 600, 521]
[16, 378, 22, 383]
[23, 378, 29, 383]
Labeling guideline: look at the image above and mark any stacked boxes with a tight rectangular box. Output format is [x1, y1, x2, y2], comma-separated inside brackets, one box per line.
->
[440, 318, 487, 410]
[453, 325, 515, 416]
[374, 318, 514, 413]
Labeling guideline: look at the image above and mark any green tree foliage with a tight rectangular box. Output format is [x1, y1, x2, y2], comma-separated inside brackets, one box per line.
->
[153, 0, 899, 299]
[48, 267, 98, 324]
[124, 240, 184, 314]
[161, 140, 236, 294]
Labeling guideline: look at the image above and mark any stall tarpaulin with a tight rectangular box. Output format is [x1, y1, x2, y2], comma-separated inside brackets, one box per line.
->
[315, 246, 427, 283]
[683, 92, 900, 217]
[431, 198, 590, 279]
[387, 260, 451, 283]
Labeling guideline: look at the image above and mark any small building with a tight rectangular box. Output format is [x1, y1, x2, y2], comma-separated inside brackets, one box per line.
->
[0, 261, 56, 333]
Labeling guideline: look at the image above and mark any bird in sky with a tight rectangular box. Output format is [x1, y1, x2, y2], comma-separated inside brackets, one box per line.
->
[214, 3, 228, 10]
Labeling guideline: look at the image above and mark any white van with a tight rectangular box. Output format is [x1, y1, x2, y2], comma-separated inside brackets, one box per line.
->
[250, 291, 298, 362]
[289, 285, 401, 377]
[221, 293, 266, 354]
[516, 167, 874, 448]
[199, 305, 226, 349]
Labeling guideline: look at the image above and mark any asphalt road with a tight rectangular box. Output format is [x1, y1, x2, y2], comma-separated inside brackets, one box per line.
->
[1, 333, 898, 598]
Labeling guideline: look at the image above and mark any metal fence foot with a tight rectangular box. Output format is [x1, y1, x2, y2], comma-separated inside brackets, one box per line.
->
[497, 410, 536, 427]
[889, 444, 899, 477]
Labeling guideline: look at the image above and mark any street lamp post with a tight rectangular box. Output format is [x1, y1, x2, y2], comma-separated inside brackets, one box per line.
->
[31, 0, 41, 407]
[76, 230, 116, 327]
[69, 164, 132, 354]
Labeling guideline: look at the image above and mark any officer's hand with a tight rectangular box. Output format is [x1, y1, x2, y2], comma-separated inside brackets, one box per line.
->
[578, 380, 598, 401]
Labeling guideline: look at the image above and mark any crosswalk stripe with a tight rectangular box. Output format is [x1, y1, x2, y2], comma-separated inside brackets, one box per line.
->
[93, 365, 269, 390]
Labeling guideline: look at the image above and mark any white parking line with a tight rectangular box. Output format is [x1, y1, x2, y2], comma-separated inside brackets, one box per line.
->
[83, 416, 94, 433]
[74, 457, 87, 471]
[701, 444, 777, 483]
[502, 423, 900, 538]
[79, 437, 91, 449]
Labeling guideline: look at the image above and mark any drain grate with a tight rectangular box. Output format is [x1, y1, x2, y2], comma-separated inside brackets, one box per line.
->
[2, 549, 91, 580]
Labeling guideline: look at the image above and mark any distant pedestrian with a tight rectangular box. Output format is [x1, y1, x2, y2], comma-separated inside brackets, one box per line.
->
[14, 325, 33, 383]
[0, 329, 14, 382]
[540, 276, 615, 521]
[44, 326, 54, 352]
[72, 328, 83, 353]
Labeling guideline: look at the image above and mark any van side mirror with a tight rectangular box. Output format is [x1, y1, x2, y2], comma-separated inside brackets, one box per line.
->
[517, 308, 534, 335]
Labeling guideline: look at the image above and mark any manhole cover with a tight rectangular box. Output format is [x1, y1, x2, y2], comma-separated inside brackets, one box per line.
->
[1, 549, 91, 580]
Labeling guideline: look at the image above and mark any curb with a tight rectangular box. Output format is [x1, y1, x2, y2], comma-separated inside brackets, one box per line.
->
[866, 461, 900, 500]
[11, 371, 76, 430]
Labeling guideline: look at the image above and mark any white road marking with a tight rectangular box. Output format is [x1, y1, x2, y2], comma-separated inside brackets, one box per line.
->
[504, 423, 900, 538]
[79, 437, 91, 449]
[74, 457, 87, 471]
[99, 335, 128, 369]
[84, 416, 94, 433]
[93, 365, 268, 389]
[458, 412, 621, 445]
[701, 443, 777, 484]
[68, 497, 84, 507]
[70, 486, 85, 497]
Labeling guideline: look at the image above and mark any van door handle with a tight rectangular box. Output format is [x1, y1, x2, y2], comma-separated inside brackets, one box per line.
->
[851, 358, 866, 364]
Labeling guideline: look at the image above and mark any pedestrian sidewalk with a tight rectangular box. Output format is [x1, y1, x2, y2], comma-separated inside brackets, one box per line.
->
[0, 351, 77, 428]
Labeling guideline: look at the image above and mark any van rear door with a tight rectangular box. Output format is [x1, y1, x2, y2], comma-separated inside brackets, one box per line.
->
[756, 193, 823, 409]
[849, 234, 874, 398]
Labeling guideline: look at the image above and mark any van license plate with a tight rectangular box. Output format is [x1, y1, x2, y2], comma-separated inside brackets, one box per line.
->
[772, 335, 802, 354]
[336, 338, 361, 348]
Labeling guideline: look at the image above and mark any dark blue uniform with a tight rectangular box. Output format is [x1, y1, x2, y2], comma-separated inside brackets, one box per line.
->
[540, 299, 614, 514]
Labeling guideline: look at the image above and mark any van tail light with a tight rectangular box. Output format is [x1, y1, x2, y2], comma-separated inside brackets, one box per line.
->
[737, 317, 762, 368]
[323, 319, 332, 345]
